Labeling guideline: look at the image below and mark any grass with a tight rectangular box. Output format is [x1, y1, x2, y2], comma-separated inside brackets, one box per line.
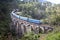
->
[39, 25, 60, 40]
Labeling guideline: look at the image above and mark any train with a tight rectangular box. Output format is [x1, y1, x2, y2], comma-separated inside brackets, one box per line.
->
[11, 10, 43, 24]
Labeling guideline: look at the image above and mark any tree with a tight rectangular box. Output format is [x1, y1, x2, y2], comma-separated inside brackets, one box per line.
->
[0, 0, 18, 39]
[45, 4, 60, 25]
[18, 2, 46, 19]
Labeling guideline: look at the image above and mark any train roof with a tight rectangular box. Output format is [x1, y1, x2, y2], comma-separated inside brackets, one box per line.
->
[12, 11, 42, 24]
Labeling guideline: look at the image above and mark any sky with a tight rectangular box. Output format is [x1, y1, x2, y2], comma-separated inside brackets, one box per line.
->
[20, 0, 60, 4]
[47, 0, 60, 4]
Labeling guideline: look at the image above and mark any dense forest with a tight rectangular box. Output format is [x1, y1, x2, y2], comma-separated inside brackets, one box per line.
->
[0, 0, 60, 40]
[17, 1, 60, 25]
[0, 0, 18, 40]
[15, 1, 60, 40]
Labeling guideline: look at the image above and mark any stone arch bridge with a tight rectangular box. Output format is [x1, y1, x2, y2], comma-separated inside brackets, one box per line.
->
[10, 11, 53, 37]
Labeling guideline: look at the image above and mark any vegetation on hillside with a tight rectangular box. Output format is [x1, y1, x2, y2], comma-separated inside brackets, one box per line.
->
[18, 2, 47, 19]
[17, 2, 60, 25]
[20, 32, 40, 40]
[0, 0, 18, 40]
[17, 1, 60, 40]
[45, 32, 60, 40]
[0, 0, 60, 40]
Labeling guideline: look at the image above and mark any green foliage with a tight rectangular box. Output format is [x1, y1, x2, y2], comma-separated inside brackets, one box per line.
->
[18, 2, 47, 19]
[18, 2, 60, 25]
[0, 0, 18, 39]
[0, 0, 10, 35]
[20, 32, 40, 40]
[45, 32, 60, 40]
[45, 4, 60, 25]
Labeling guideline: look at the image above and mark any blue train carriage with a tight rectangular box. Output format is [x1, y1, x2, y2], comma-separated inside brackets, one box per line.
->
[28, 18, 43, 24]
[12, 11, 43, 24]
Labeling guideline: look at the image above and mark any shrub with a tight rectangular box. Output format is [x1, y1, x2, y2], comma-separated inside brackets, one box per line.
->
[20, 32, 40, 40]
[45, 32, 60, 40]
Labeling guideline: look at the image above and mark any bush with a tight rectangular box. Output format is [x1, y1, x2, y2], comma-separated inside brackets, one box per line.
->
[20, 32, 40, 40]
[45, 32, 60, 40]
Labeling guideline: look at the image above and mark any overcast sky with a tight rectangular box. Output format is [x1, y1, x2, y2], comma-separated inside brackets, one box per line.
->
[20, 0, 60, 4]
[47, 0, 60, 4]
